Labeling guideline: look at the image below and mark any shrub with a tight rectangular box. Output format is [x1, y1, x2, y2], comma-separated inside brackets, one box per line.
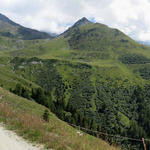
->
[43, 109, 50, 122]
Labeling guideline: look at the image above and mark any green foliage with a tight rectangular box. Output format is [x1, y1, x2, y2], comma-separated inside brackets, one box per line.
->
[43, 109, 50, 122]
[120, 54, 150, 64]
[11, 56, 150, 149]
[0, 87, 119, 150]
[12, 83, 30, 99]
[2, 18, 150, 150]
[138, 66, 150, 79]
[118, 112, 130, 128]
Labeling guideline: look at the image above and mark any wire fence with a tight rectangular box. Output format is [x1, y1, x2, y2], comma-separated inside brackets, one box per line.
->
[68, 123, 150, 142]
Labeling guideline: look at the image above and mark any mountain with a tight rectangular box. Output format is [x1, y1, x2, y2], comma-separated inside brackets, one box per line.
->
[62, 18, 143, 52]
[73, 17, 93, 27]
[0, 13, 19, 26]
[47, 32, 58, 37]
[138, 40, 150, 46]
[1, 16, 150, 150]
[61, 17, 93, 37]
[0, 13, 52, 40]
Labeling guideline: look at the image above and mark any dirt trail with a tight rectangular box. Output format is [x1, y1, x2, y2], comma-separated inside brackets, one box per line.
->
[0, 125, 43, 150]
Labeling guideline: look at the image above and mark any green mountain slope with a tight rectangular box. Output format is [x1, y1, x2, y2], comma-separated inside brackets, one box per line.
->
[10, 56, 149, 149]
[1, 16, 150, 149]
[66, 22, 141, 51]
[0, 87, 120, 150]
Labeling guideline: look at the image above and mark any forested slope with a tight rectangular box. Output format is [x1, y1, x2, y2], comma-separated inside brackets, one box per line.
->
[0, 87, 120, 150]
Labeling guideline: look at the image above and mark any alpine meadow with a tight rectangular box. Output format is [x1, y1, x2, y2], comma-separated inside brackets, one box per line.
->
[1, 11, 150, 150]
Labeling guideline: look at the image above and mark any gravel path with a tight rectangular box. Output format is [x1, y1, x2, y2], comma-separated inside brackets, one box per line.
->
[0, 125, 43, 150]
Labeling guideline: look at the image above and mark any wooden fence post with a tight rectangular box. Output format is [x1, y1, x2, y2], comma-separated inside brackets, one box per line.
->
[142, 138, 147, 150]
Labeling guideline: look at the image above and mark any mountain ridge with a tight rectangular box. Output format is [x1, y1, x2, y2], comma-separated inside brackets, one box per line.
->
[61, 17, 93, 37]
[0, 13, 52, 40]
[0, 13, 20, 26]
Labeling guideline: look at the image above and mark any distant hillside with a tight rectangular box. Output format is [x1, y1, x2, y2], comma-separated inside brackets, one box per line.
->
[0, 13, 52, 40]
[138, 40, 150, 46]
[62, 18, 143, 52]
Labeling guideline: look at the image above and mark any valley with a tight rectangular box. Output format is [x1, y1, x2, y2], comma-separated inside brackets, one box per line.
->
[0, 13, 150, 150]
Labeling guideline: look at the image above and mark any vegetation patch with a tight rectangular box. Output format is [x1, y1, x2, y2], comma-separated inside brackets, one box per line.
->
[120, 54, 150, 64]
[138, 66, 150, 79]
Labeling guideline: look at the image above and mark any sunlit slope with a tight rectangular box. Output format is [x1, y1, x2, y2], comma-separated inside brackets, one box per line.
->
[0, 59, 39, 90]
[1, 17, 150, 150]
[1, 20, 150, 70]
[0, 87, 120, 150]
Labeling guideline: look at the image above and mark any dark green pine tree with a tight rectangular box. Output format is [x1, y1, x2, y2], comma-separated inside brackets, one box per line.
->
[35, 88, 46, 104]
[43, 109, 50, 122]
[22, 87, 30, 99]
[14, 83, 22, 96]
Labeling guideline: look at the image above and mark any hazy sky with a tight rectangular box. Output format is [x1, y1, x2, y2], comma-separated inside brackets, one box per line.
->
[0, 0, 150, 41]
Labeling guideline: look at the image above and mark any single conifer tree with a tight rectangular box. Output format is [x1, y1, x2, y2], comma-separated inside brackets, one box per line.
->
[43, 109, 50, 122]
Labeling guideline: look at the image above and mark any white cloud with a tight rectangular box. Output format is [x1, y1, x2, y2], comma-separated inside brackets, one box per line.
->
[110, 0, 139, 23]
[139, 31, 150, 41]
[0, 0, 150, 41]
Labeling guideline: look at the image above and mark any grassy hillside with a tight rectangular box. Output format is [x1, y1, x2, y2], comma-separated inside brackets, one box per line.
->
[0, 87, 120, 150]
[0, 55, 39, 91]
[1, 17, 150, 150]
[66, 23, 141, 51]
[11, 56, 150, 148]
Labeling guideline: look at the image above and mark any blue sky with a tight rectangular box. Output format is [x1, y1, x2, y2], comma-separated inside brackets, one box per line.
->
[0, 0, 150, 41]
